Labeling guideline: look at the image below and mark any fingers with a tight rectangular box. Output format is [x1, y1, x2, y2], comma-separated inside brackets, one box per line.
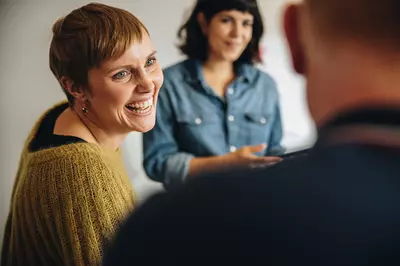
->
[250, 156, 282, 164]
[248, 156, 282, 169]
[244, 143, 267, 154]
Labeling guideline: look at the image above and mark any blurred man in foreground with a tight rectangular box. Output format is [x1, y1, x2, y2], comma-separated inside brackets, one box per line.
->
[104, 1, 400, 265]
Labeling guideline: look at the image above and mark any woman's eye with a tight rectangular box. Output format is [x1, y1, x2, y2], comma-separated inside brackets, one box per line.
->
[221, 17, 231, 23]
[145, 57, 156, 67]
[113, 70, 130, 79]
[243, 21, 253, 27]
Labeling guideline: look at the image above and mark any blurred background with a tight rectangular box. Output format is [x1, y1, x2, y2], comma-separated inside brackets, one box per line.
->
[0, 0, 316, 251]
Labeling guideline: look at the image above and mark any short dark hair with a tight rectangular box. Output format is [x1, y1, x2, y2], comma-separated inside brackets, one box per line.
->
[306, 0, 400, 51]
[49, 2, 148, 105]
[177, 0, 264, 65]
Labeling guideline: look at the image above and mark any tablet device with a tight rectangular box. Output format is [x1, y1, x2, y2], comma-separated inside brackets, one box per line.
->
[280, 147, 311, 160]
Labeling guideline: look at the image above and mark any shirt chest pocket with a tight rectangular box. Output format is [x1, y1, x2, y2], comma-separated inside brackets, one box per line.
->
[175, 112, 224, 146]
[242, 112, 272, 145]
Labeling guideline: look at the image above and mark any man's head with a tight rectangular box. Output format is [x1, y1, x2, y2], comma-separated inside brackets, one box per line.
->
[283, 0, 400, 125]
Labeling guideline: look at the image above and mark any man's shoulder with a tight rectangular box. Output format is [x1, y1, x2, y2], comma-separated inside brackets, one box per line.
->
[187, 143, 400, 197]
[181, 145, 356, 199]
[190, 154, 314, 185]
[104, 144, 400, 265]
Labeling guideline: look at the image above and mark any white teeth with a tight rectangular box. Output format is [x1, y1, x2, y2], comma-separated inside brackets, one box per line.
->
[127, 106, 152, 114]
[125, 98, 153, 113]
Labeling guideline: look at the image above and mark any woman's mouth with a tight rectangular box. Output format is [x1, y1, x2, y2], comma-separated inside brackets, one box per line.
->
[125, 98, 153, 114]
[226, 41, 241, 47]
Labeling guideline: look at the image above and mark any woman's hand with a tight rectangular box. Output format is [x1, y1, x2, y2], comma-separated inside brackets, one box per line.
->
[189, 144, 282, 177]
[221, 144, 282, 169]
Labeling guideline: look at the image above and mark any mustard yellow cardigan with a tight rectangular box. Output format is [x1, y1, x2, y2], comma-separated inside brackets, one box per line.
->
[1, 102, 136, 266]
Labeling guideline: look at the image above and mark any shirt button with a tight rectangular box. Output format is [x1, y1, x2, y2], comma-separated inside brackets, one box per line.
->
[195, 118, 202, 124]
[228, 115, 235, 122]
[227, 88, 234, 95]
[260, 117, 267, 124]
[230, 145, 237, 152]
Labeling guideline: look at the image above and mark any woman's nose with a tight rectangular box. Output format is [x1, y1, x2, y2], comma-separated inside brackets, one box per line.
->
[135, 74, 155, 93]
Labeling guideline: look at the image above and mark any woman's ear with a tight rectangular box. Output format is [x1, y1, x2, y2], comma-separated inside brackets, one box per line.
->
[197, 12, 208, 36]
[60, 76, 86, 102]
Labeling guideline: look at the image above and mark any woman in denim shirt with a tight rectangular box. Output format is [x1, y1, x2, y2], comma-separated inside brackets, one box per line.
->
[143, 0, 284, 189]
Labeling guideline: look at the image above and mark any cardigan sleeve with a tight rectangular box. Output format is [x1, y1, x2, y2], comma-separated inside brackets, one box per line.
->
[17, 151, 135, 266]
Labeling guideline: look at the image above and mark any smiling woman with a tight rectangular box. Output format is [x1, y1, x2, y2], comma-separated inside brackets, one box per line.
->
[142, 0, 284, 190]
[1, 2, 163, 266]
[74, 36, 162, 136]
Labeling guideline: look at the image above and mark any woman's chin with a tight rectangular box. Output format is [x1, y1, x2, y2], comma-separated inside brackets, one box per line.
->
[133, 122, 155, 133]
[127, 116, 156, 133]
[218, 50, 239, 60]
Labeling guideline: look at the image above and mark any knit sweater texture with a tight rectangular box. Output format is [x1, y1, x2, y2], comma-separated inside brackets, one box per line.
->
[1, 102, 136, 266]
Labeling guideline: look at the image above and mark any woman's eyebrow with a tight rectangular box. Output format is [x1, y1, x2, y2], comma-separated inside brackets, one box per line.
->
[106, 50, 158, 74]
[146, 50, 157, 58]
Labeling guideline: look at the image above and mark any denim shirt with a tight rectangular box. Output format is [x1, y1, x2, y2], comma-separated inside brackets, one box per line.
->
[143, 59, 284, 189]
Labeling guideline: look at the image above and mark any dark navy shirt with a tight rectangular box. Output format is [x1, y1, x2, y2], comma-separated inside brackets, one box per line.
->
[106, 107, 400, 266]
[143, 59, 284, 188]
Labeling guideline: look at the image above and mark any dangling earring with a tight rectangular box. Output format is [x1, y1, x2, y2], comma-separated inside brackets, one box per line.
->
[82, 107, 88, 114]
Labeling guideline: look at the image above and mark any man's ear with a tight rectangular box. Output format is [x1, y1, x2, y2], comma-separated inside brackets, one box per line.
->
[283, 4, 305, 74]
[60, 76, 86, 102]
[197, 12, 208, 36]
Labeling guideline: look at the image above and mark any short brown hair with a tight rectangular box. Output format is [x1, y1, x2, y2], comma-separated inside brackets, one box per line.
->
[49, 2, 148, 104]
[305, 0, 400, 50]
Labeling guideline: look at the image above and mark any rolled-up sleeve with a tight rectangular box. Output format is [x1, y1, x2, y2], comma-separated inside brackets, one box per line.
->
[268, 103, 285, 156]
[142, 81, 194, 189]
[163, 152, 194, 188]
[267, 84, 285, 156]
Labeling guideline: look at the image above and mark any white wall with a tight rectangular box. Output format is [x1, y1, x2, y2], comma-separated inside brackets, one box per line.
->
[0, 0, 316, 252]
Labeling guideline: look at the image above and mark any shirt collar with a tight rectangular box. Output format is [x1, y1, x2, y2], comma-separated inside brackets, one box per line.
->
[315, 106, 400, 149]
[236, 63, 257, 83]
[185, 58, 256, 84]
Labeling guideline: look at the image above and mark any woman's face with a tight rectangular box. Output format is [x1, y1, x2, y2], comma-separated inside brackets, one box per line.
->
[203, 10, 254, 62]
[85, 33, 163, 134]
